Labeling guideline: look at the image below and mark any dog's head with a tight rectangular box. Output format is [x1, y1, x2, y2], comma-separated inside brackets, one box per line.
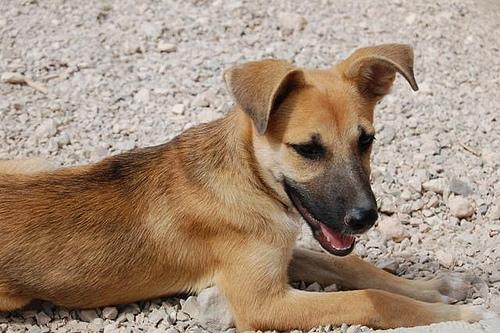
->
[225, 44, 418, 256]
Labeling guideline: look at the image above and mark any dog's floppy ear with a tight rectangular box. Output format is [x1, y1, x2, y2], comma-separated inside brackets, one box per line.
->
[340, 44, 418, 99]
[224, 59, 304, 135]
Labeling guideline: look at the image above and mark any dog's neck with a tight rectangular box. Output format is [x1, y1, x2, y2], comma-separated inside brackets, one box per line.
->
[167, 108, 291, 222]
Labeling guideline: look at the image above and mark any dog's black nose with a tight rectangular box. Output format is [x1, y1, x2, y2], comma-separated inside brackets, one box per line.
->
[345, 207, 378, 233]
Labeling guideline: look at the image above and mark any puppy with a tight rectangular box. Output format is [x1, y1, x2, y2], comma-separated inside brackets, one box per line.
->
[0, 44, 489, 331]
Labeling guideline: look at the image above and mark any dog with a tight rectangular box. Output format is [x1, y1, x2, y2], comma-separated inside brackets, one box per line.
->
[0, 44, 491, 331]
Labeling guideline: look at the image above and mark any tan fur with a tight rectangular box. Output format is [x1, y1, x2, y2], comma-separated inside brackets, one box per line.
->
[0, 44, 485, 330]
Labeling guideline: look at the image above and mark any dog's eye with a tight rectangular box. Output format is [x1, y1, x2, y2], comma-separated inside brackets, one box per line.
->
[358, 132, 375, 151]
[289, 142, 325, 160]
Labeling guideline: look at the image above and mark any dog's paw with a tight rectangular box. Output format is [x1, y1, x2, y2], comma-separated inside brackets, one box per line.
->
[459, 305, 499, 322]
[432, 272, 472, 303]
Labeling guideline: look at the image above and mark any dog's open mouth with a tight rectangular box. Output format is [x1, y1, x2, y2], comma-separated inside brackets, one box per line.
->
[284, 183, 355, 256]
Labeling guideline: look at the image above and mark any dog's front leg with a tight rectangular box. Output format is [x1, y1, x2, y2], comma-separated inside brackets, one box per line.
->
[289, 247, 470, 304]
[217, 244, 483, 332]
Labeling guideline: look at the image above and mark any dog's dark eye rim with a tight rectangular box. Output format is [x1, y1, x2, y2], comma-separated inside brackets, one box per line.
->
[359, 132, 375, 148]
[288, 142, 326, 160]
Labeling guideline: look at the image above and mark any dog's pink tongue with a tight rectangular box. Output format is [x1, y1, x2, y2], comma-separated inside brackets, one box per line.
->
[319, 223, 355, 250]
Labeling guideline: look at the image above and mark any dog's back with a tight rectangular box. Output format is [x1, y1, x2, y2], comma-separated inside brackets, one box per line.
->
[0, 159, 58, 175]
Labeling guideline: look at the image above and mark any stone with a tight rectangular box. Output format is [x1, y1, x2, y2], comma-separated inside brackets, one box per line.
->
[197, 287, 234, 330]
[277, 12, 307, 31]
[182, 296, 200, 319]
[1, 72, 26, 83]
[88, 318, 105, 331]
[489, 271, 500, 283]
[27, 326, 42, 333]
[324, 284, 338, 292]
[158, 41, 177, 53]
[103, 324, 118, 333]
[400, 188, 412, 201]
[376, 259, 398, 274]
[448, 196, 475, 219]
[102, 307, 118, 320]
[134, 88, 150, 104]
[378, 215, 406, 241]
[490, 204, 500, 220]
[436, 250, 454, 268]
[35, 119, 58, 138]
[379, 197, 397, 214]
[148, 309, 166, 326]
[171, 103, 185, 115]
[192, 90, 216, 107]
[35, 311, 51, 325]
[405, 13, 417, 24]
[79, 309, 98, 322]
[422, 178, 447, 194]
[115, 140, 136, 151]
[305, 282, 322, 292]
[449, 178, 473, 196]
[346, 325, 361, 333]
[197, 108, 219, 123]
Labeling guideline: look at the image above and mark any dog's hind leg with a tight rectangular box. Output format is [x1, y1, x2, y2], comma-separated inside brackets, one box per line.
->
[0, 158, 58, 175]
[288, 247, 470, 304]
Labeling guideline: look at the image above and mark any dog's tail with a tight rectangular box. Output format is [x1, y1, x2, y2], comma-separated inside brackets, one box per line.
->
[0, 158, 58, 175]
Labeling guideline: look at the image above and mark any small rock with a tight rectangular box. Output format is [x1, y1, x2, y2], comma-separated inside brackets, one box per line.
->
[171, 103, 185, 115]
[115, 140, 136, 151]
[490, 204, 500, 220]
[148, 309, 167, 326]
[405, 13, 417, 24]
[192, 90, 216, 107]
[182, 296, 200, 319]
[134, 88, 150, 104]
[378, 215, 406, 241]
[489, 271, 500, 283]
[27, 326, 42, 333]
[346, 325, 361, 333]
[79, 309, 98, 322]
[1, 72, 26, 83]
[436, 250, 454, 268]
[176, 311, 190, 321]
[401, 189, 412, 201]
[197, 287, 234, 331]
[449, 178, 473, 196]
[35, 311, 51, 325]
[472, 297, 484, 305]
[324, 284, 338, 292]
[158, 41, 177, 53]
[57, 133, 71, 146]
[197, 108, 219, 123]
[123, 39, 143, 54]
[102, 307, 118, 320]
[88, 318, 105, 331]
[305, 282, 322, 292]
[448, 196, 475, 218]
[426, 196, 440, 208]
[35, 119, 58, 138]
[103, 324, 118, 333]
[91, 146, 109, 160]
[422, 178, 447, 194]
[376, 259, 398, 274]
[379, 197, 397, 214]
[277, 12, 307, 31]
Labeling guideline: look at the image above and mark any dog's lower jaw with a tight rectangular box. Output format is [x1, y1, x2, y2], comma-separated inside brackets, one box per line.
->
[282, 180, 356, 256]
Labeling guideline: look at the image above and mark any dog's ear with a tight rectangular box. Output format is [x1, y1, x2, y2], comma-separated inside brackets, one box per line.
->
[340, 44, 418, 99]
[224, 59, 304, 135]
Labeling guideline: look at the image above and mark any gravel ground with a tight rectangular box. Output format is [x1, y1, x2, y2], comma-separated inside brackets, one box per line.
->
[1, 0, 499, 332]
